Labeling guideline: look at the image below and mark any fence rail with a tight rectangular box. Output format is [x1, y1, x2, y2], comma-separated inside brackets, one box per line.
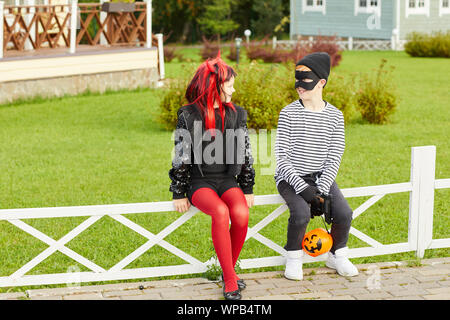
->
[0, 146, 449, 288]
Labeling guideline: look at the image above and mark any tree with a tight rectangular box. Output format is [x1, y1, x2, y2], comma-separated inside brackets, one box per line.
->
[251, 0, 284, 37]
[197, 0, 239, 44]
[150, 0, 291, 43]
[152, 0, 205, 43]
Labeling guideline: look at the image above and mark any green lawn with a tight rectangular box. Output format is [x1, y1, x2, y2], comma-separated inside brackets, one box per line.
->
[0, 50, 449, 293]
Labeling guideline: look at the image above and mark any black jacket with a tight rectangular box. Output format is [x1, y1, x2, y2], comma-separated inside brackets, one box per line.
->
[169, 103, 255, 199]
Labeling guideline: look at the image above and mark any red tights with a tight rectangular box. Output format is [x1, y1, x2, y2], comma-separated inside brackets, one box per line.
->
[191, 187, 249, 292]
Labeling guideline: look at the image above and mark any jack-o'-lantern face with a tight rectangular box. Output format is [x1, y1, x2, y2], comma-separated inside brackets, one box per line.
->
[302, 228, 333, 257]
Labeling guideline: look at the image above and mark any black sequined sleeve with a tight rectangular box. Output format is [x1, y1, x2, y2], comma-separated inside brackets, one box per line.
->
[236, 111, 255, 194]
[168, 112, 192, 200]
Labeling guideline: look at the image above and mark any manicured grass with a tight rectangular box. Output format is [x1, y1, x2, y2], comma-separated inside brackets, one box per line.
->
[0, 50, 448, 293]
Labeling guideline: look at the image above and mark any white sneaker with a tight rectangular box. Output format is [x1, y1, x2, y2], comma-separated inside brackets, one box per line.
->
[284, 250, 304, 280]
[326, 247, 359, 277]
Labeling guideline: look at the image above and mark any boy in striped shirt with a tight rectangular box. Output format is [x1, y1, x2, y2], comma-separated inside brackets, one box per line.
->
[274, 52, 359, 280]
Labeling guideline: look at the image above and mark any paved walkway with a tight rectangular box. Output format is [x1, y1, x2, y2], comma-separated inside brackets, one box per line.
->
[1, 257, 449, 301]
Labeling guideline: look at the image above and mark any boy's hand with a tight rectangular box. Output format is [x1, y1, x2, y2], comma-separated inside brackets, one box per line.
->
[299, 185, 320, 204]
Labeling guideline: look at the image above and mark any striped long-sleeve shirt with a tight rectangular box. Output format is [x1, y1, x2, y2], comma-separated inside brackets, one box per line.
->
[274, 100, 345, 195]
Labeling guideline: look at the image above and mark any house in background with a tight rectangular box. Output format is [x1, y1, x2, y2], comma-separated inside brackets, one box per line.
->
[1, 0, 163, 104]
[290, 0, 450, 49]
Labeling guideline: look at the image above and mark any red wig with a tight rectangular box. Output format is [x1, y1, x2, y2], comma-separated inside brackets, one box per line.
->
[185, 52, 236, 132]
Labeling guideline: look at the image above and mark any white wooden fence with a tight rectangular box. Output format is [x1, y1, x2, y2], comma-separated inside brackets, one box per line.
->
[0, 146, 449, 288]
[274, 37, 406, 51]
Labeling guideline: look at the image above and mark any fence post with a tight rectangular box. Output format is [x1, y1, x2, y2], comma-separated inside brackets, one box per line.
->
[348, 36, 353, 51]
[0, 1, 4, 59]
[156, 33, 164, 80]
[100, 0, 108, 45]
[408, 146, 436, 258]
[69, 0, 77, 54]
[390, 35, 396, 50]
[145, 0, 152, 48]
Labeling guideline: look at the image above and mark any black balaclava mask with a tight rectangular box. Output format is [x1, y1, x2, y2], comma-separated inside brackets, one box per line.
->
[295, 70, 321, 91]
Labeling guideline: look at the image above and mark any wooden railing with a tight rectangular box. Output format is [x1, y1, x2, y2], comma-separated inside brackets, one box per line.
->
[1, 1, 157, 54]
[3, 4, 68, 50]
[77, 2, 153, 47]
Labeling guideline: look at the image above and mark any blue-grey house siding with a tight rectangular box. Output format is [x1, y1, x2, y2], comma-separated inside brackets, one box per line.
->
[291, 0, 450, 41]
[290, 0, 394, 40]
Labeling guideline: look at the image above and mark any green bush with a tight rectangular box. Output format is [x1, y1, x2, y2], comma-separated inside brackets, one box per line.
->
[404, 31, 450, 58]
[159, 61, 292, 131]
[158, 63, 198, 130]
[158, 87, 187, 130]
[355, 59, 398, 124]
[159, 60, 394, 130]
[232, 61, 291, 130]
[323, 74, 357, 124]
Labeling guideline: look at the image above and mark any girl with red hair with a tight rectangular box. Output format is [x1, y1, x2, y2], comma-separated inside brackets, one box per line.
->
[169, 54, 255, 300]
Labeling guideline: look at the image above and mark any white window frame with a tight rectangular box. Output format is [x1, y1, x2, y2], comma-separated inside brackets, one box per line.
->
[354, 0, 382, 16]
[302, 0, 326, 15]
[405, 0, 430, 18]
[439, 0, 450, 16]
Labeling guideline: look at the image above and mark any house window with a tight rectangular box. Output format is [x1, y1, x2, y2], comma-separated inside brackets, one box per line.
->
[355, 0, 381, 15]
[439, 0, 450, 16]
[303, 0, 326, 15]
[406, 0, 429, 17]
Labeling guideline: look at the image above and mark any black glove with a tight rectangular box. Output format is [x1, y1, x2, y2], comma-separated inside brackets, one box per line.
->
[310, 198, 322, 217]
[299, 185, 320, 205]
[310, 193, 333, 224]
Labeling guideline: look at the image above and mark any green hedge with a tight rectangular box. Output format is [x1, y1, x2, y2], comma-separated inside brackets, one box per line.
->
[158, 60, 397, 130]
[404, 31, 450, 58]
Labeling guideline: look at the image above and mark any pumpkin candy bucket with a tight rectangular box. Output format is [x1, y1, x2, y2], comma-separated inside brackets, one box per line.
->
[302, 228, 333, 257]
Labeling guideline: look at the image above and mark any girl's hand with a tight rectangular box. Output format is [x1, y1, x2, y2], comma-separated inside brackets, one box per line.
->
[244, 194, 254, 208]
[173, 198, 191, 213]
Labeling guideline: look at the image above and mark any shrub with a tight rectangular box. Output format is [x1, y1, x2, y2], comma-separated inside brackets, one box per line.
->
[232, 61, 291, 130]
[323, 74, 357, 124]
[284, 42, 310, 64]
[158, 58, 394, 131]
[244, 36, 274, 62]
[158, 85, 188, 130]
[309, 35, 342, 67]
[158, 64, 196, 130]
[245, 35, 342, 66]
[164, 46, 184, 62]
[158, 61, 291, 131]
[200, 36, 221, 60]
[355, 59, 397, 124]
[227, 43, 238, 61]
[404, 31, 450, 58]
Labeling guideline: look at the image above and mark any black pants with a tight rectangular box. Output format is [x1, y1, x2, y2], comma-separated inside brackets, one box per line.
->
[277, 178, 353, 253]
